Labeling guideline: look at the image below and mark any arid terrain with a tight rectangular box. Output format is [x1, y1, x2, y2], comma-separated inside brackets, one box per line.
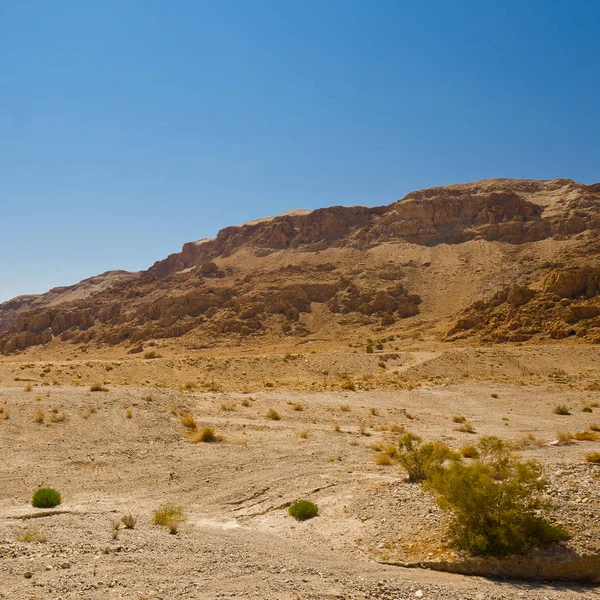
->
[2, 179, 600, 598]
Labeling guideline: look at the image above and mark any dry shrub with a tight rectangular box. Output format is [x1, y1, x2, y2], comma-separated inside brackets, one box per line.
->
[125, 409, 133, 419]
[153, 503, 186, 527]
[452, 416, 466, 423]
[266, 408, 280, 421]
[49, 411, 66, 423]
[291, 403, 304, 411]
[455, 421, 476, 434]
[374, 453, 392, 465]
[574, 431, 599, 441]
[339, 404, 351, 412]
[220, 401, 236, 412]
[241, 398, 251, 407]
[90, 383, 108, 392]
[333, 423, 340, 432]
[189, 426, 218, 443]
[24, 383, 32, 392]
[33, 409, 44, 424]
[121, 514, 137, 529]
[556, 431, 574, 445]
[299, 431, 308, 439]
[515, 433, 546, 448]
[341, 381, 356, 391]
[179, 412, 197, 430]
[460, 445, 479, 459]
[553, 404, 571, 415]
[389, 424, 405, 433]
[589, 423, 600, 432]
[585, 451, 600, 464]
[370, 407, 379, 416]
[15, 525, 46, 543]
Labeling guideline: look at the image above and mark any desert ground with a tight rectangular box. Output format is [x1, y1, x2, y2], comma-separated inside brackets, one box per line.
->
[1, 344, 600, 599]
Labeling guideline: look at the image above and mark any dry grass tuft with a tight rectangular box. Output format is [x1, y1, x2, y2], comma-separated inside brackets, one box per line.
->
[553, 404, 571, 416]
[189, 426, 218, 443]
[589, 424, 600, 432]
[574, 431, 599, 441]
[374, 453, 393, 465]
[90, 383, 109, 392]
[556, 431, 574, 445]
[585, 451, 600, 464]
[291, 403, 304, 411]
[460, 445, 479, 458]
[33, 409, 44, 424]
[339, 404, 350, 412]
[452, 416, 466, 423]
[179, 412, 197, 430]
[153, 503, 186, 527]
[455, 421, 476, 433]
[515, 433, 546, 448]
[266, 408, 281, 421]
[299, 431, 308, 439]
[15, 525, 46, 543]
[121, 514, 137, 529]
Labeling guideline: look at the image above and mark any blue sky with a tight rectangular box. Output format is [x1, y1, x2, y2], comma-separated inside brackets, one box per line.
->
[1, 0, 599, 301]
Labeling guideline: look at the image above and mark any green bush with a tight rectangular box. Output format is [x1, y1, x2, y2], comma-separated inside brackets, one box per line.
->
[288, 499, 319, 521]
[394, 433, 458, 482]
[424, 436, 569, 556]
[31, 488, 62, 508]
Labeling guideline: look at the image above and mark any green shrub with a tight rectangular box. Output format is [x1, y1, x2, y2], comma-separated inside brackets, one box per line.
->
[288, 500, 319, 521]
[425, 436, 569, 556]
[32, 488, 62, 508]
[394, 433, 458, 483]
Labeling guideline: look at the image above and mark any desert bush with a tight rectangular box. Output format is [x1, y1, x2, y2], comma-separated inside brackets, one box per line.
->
[514, 433, 546, 448]
[590, 401, 600, 408]
[32, 488, 61, 508]
[389, 424, 405, 433]
[553, 404, 571, 415]
[299, 431, 308, 439]
[291, 403, 304, 411]
[490, 393, 499, 399]
[585, 451, 600, 464]
[374, 453, 392, 465]
[189, 426, 217, 443]
[144, 351, 162, 360]
[241, 398, 251, 407]
[365, 345, 374, 354]
[179, 412, 197, 430]
[452, 416, 466, 423]
[33, 409, 45, 424]
[288, 499, 319, 521]
[341, 380, 356, 391]
[425, 437, 569, 556]
[590, 423, 600, 432]
[121, 514, 137, 529]
[395, 433, 458, 483]
[574, 431, 599, 441]
[582, 406, 593, 413]
[455, 421, 476, 433]
[460, 445, 479, 459]
[90, 383, 108, 392]
[556, 431, 574, 445]
[266, 408, 280, 421]
[153, 503, 186, 527]
[339, 404, 350, 412]
[220, 401, 236, 412]
[24, 383, 32, 392]
[333, 423, 340, 432]
[370, 407, 379, 416]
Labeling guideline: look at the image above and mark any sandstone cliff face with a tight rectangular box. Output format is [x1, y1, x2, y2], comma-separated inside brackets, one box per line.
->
[1, 178, 599, 354]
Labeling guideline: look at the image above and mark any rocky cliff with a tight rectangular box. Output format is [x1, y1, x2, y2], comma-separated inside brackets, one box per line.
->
[1, 178, 599, 354]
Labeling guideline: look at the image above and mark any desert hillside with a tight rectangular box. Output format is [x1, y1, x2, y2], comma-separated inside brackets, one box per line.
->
[1, 178, 599, 357]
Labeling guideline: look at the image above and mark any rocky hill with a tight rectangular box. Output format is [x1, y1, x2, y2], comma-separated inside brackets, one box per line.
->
[2, 178, 600, 354]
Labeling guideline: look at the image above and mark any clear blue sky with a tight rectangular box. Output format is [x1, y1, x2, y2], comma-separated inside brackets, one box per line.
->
[1, 1, 599, 301]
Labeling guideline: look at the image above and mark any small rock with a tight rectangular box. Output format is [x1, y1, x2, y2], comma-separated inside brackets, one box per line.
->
[24, 572, 33, 579]
[415, 591, 423, 598]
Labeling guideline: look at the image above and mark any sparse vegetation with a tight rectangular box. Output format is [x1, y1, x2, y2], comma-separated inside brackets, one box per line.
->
[125, 409, 133, 419]
[452, 416, 466, 423]
[266, 408, 280, 421]
[299, 431, 308, 439]
[374, 453, 392, 465]
[189, 426, 218, 443]
[90, 383, 109, 392]
[553, 404, 571, 416]
[556, 431, 574, 445]
[490, 393, 499, 399]
[582, 406, 593, 413]
[241, 398, 251, 407]
[340, 404, 350, 412]
[179, 412, 197, 430]
[31, 487, 62, 508]
[341, 380, 356, 391]
[153, 503, 186, 527]
[585, 451, 600, 464]
[288, 499, 319, 521]
[33, 409, 44, 424]
[144, 351, 162, 360]
[574, 431, 598, 441]
[121, 514, 138, 529]
[590, 423, 600, 432]
[455, 420, 476, 433]
[291, 403, 304, 411]
[15, 525, 46, 543]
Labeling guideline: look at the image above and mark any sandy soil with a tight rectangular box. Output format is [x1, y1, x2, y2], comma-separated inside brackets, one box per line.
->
[2, 346, 600, 598]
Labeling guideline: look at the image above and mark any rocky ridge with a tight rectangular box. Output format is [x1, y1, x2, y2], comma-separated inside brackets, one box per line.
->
[1, 178, 599, 354]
